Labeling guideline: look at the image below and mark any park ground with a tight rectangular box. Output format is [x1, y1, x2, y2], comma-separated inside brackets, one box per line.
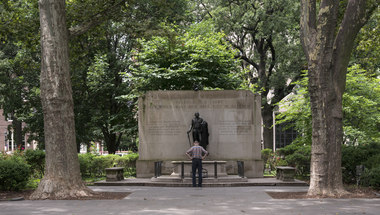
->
[1, 183, 379, 200]
[0, 186, 380, 215]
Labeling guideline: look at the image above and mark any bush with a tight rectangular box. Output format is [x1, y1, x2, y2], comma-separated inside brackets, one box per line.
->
[364, 154, 380, 170]
[341, 142, 380, 184]
[24, 149, 45, 177]
[277, 144, 311, 176]
[78, 153, 139, 178]
[360, 167, 380, 189]
[0, 159, 31, 191]
[261, 149, 272, 164]
[78, 153, 97, 177]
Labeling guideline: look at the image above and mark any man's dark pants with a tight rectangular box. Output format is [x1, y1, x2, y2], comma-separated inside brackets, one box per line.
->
[192, 158, 202, 187]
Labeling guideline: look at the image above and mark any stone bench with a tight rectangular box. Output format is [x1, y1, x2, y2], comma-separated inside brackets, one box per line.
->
[276, 166, 295, 181]
[105, 167, 124, 181]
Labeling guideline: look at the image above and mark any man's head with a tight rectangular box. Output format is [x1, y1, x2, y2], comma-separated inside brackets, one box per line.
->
[193, 141, 199, 146]
[194, 112, 199, 118]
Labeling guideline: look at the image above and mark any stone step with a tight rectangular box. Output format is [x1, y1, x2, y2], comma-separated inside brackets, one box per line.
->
[151, 175, 248, 183]
[93, 177, 308, 187]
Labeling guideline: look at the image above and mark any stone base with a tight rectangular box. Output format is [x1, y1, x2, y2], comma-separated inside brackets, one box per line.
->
[171, 160, 227, 177]
[105, 167, 124, 181]
[151, 175, 248, 183]
[137, 159, 264, 178]
[276, 166, 296, 181]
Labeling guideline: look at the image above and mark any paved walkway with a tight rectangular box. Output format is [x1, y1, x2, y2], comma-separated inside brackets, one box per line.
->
[1, 186, 379, 215]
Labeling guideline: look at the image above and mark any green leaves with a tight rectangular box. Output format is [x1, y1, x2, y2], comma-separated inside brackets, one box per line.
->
[277, 66, 380, 146]
[130, 23, 241, 92]
[343, 66, 380, 144]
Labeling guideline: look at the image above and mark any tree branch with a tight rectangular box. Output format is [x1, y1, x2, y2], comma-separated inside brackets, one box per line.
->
[69, 0, 126, 38]
[266, 37, 275, 77]
[333, 0, 369, 93]
[225, 37, 259, 70]
[200, 0, 213, 19]
[300, 0, 317, 60]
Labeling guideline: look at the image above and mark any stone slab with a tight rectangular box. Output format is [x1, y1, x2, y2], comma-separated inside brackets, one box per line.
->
[137, 90, 263, 178]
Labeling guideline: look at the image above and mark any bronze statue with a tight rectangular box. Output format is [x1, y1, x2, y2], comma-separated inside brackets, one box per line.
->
[187, 112, 209, 150]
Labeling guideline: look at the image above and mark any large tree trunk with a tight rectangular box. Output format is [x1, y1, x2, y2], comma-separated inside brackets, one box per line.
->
[30, 0, 93, 199]
[300, 0, 372, 197]
[262, 104, 274, 150]
[307, 62, 346, 196]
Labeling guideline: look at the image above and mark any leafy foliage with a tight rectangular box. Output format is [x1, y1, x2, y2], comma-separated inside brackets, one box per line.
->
[196, 0, 305, 149]
[343, 66, 380, 145]
[360, 167, 380, 189]
[0, 0, 43, 145]
[24, 149, 45, 178]
[0, 156, 31, 191]
[341, 142, 380, 184]
[130, 22, 241, 92]
[276, 71, 312, 146]
[352, 10, 380, 76]
[78, 153, 138, 178]
[277, 66, 380, 146]
[276, 143, 311, 176]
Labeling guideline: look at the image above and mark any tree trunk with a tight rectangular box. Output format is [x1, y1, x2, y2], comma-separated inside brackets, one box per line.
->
[307, 63, 346, 196]
[300, 0, 371, 197]
[103, 128, 122, 154]
[30, 0, 93, 199]
[262, 104, 274, 150]
[12, 118, 23, 150]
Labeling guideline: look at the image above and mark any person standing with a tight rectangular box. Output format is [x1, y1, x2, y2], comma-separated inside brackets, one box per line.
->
[186, 141, 209, 187]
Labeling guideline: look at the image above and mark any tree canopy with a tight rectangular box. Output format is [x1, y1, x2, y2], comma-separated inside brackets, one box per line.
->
[130, 23, 241, 92]
[277, 66, 380, 146]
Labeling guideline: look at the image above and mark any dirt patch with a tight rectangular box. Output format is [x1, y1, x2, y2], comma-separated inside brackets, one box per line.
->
[0, 190, 130, 201]
[267, 187, 380, 199]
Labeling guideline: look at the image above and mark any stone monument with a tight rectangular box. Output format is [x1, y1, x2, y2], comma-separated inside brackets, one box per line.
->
[137, 90, 263, 178]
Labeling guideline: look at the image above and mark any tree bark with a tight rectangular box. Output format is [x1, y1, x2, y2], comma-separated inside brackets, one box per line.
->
[12, 118, 23, 149]
[262, 104, 274, 150]
[300, 0, 371, 197]
[30, 0, 93, 199]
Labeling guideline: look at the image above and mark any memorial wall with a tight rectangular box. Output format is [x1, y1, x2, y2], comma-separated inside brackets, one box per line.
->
[137, 90, 263, 178]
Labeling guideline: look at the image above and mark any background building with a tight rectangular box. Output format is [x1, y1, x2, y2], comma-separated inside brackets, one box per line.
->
[0, 109, 36, 153]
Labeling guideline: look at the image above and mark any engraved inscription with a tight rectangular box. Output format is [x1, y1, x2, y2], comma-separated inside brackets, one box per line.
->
[147, 121, 183, 136]
[218, 121, 252, 135]
[149, 99, 252, 110]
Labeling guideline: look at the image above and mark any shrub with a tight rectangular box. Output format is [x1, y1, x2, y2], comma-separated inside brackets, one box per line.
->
[364, 154, 380, 170]
[266, 153, 288, 172]
[341, 142, 380, 184]
[0, 159, 31, 191]
[24, 149, 45, 177]
[261, 149, 272, 169]
[78, 153, 96, 177]
[78, 153, 139, 178]
[115, 153, 139, 177]
[277, 144, 311, 176]
[360, 167, 380, 189]
[284, 145, 311, 176]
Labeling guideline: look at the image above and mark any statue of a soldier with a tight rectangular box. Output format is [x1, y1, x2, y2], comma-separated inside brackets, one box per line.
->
[187, 112, 209, 150]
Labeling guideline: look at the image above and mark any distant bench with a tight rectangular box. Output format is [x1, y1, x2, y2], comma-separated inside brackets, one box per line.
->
[276, 166, 295, 181]
[105, 167, 124, 181]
